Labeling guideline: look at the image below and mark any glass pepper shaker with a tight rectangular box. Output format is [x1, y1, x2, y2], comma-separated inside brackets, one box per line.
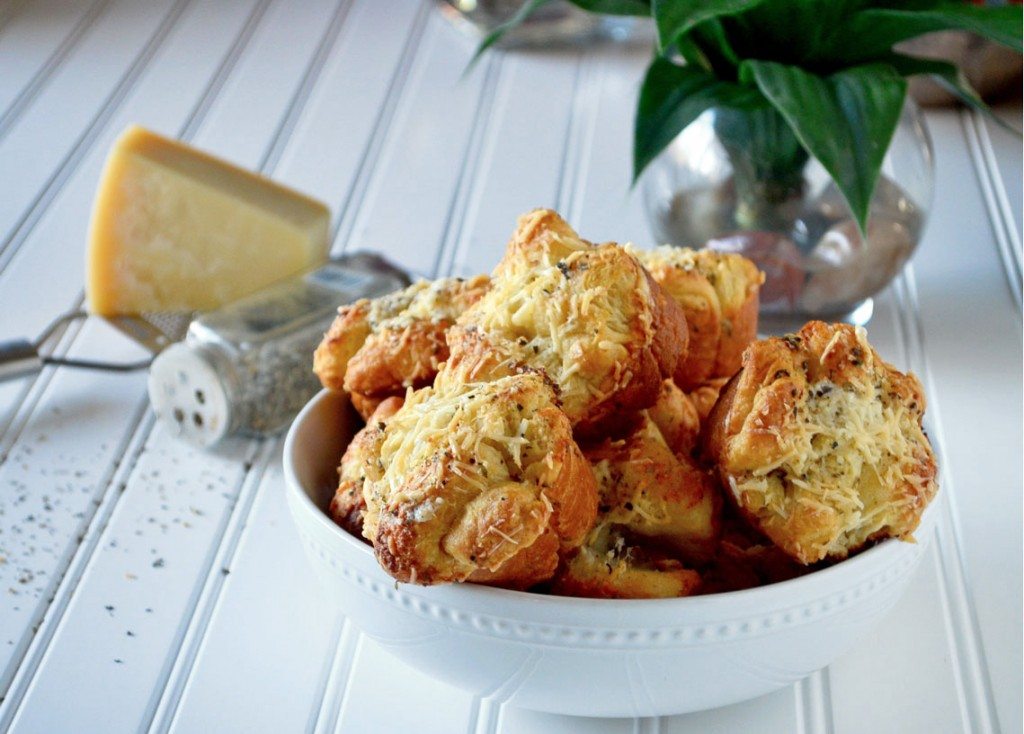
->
[147, 253, 409, 447]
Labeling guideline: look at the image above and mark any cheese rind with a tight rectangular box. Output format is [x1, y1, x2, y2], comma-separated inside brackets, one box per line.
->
[86, 125, 330, 315]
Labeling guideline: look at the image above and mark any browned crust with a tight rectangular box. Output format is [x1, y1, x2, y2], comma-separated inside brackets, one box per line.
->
[493, 208, 592, 278]
[467, 247, 690, 439]
[349, 391, 384, 421]
[369, 376, 598, 588]
[663, 271, 722, 389]
[570, 270, 690, 438]
[373, 424, 597, 587]
[545, 411, 601, 548]
[702, 321, 938, 564]
[373, 475, 556, 586]
[313, 301, 371, 392]
[637, 248, 762, 389]
[647, 379, 701, 457]
[328, 397, 404, 537]
[551, 545, 702, 599]
[572, 346, 664, 440]
[468, 530, 560, 590]
[646, 269, 690, 379]
[314, 276, 489, 415]
[688, 376, 730, 424]
[344, 320, 451, 416]
[701, 372, 741, 470]
[328, 481, 366, 538]
[585, 414, 721, 564]
[714, 283, 760, 379]
[442, 325, 538, 385]
[700, 536, 811, 593]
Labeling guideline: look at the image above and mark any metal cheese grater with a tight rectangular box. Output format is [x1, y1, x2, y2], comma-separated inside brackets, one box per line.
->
[0, 310, 194, 382]
[0, 253, 411, 446]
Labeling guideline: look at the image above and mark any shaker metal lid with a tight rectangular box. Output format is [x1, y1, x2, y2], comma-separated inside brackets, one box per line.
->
[148, 343, 232, 447]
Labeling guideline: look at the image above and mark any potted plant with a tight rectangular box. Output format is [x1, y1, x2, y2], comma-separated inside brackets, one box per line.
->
[479, 0, 1022, 322]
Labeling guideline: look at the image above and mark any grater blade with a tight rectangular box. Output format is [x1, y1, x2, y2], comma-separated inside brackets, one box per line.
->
[104, 312, 194, 355]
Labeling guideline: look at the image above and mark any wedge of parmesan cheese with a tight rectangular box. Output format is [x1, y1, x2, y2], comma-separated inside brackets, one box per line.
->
[86, 125, 330, 315]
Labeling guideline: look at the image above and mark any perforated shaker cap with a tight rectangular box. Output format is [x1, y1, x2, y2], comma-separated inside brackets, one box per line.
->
[148, 343, 233, 447]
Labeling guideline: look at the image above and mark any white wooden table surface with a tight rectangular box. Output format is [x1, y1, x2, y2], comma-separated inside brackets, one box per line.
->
[0, 2, 1020, 732]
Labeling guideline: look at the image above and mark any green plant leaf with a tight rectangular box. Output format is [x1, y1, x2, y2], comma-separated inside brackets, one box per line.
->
[653, 0, 766, 51]
[744, 60, 908, 232]
[633, 57, 763, 181]
[724, 0, 872, 68]
[674, 19, 743, 77]
[468, 0, 551, 70]
[837, 3, 1023, 62]
[569, 0, 650, 15]
[885, 52, 1021, 135]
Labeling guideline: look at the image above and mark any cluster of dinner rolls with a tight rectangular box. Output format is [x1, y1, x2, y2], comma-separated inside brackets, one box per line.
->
[314, 209, 938, 598]
[313, 274, 490, 418]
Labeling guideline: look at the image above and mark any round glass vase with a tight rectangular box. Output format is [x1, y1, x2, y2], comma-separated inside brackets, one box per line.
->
[436, 0, 636, 47]
[641, 99, 934, 329]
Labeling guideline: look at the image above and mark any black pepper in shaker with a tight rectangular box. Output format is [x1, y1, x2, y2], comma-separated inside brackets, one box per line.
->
[147, 254, 409, 447]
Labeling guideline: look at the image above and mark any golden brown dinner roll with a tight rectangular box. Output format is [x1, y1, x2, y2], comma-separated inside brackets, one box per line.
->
[632, 245, 763, 389]
[314, 275, 490, 418]
[552, 411, 715, 598]
[329, 397, 404, 537]
[703, 321, 938, 565]
[687, 376, 730, 423]
[584, 412, 720, 564]
[492, 207, 593, 279]
[457, 211, 688, 436]
[314, 299, 371, 393]
[698, 509, 811, 593]
[647, 378, 701, 457]
[360, 369, 597, 588]
[551, 524, 702, 599]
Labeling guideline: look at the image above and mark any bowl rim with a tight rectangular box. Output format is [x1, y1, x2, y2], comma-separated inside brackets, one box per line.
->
[284, 389, 936, 614]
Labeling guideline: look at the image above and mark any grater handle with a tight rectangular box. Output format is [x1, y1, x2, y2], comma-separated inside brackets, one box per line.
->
[0, 339, 43, 382]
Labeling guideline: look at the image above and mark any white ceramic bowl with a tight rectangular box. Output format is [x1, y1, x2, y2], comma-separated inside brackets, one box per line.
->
[284, 390, 934, 717]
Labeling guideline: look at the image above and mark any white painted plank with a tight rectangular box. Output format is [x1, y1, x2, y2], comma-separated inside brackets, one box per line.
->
[186, 0, 338, 170]
[334, 637, 476, 734]
[663, 688, 800, 733]
[8, 423, 253, 734]
[0, 0, 100, 127]
[451, 49, 582, 277]
[0, 0, 262, 706]
[7, 1, 346, 731]
[497, 707, 632, 734]
[345, 11, 490, 277]
[0, 320, 147, 694]
[166, 454, 341, 734]
[269, 0, 424, 243]
[963, 106, 1021, 310]
[0, 0, 177, 243]
[901, 111, 1023, 734]
[829, 545, 966, 733]
[986, 101, 1022, 243]
[571, 46, 651, 247]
